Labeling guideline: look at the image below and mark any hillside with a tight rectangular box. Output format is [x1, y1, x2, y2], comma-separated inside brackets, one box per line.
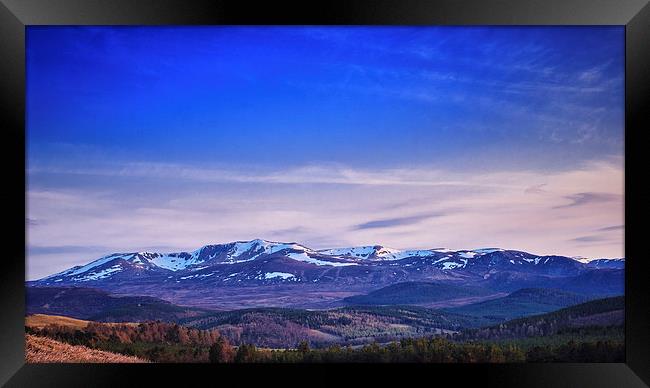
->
[180, 305, 495, 348]
[456, 296, 624, 341]
[25, 314, 91, 330]
[26, 334, 148, 363]
[343, 281, 491, 305]
[26, 286, 211, 322]
[26, 318, 222, 363]
[443, 288, 594, 321]
[478, 269, 624, 295]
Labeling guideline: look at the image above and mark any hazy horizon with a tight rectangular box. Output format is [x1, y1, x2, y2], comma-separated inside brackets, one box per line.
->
[26, 26, 624, 280]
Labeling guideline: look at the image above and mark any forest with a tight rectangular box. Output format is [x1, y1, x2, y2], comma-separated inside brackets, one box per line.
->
[26, 321, 221, 363]
[200, 334, 623, 363]
[26, 317, 623, 363]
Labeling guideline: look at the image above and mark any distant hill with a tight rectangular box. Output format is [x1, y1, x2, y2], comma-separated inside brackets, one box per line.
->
[506, 295, 624, 327]
[553, 269, 624, 296]
[26, 286, 211, 322]
[443, 288, 594, 321]
[479, 269, 624, 296]
[343, 281, 489, 305]
[456, 296, 624, 341]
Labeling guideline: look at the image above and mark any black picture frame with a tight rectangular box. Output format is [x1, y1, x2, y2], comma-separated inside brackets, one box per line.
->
[1, 0, 648, 386]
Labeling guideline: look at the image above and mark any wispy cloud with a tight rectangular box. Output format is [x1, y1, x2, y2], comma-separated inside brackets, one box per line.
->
[354, 212, 446, 230]
[524, 184, 547, 194]
[285, 57, 622, 151]
[597, 225, 624, 232]
[553, 192, 621, 209]
[28, 162, 516, 189]
[570, 235, 610, 243]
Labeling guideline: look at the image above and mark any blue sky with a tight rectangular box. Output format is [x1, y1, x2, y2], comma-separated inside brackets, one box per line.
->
[26, 27, 624, 279]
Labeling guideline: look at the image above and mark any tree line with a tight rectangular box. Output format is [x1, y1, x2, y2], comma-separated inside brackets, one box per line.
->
[28, 321, 221, 346]
[27, 321, 623, 363]
[208, 336, 623, 363]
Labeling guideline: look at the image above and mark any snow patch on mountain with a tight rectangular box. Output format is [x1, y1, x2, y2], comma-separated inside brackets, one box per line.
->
[71, 264, 123, 282]
[472, 248, 504, 254]
[318, 246, 379, 259]
[318, 245, 438, 261]
[287, 252, 357, 267]
[149, 254, 202, 271]
[62, 254, 124, 277]
[432, 248, 454, 253]
[264, 272, 295, 279]
[221, 239, 311, 264]
[441, 261, 464, 270]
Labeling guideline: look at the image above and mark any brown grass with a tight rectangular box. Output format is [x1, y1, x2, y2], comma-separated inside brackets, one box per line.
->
[26, 334, 149, 363]
[25, 314, 91, 330]
[25, 314, 140, 330]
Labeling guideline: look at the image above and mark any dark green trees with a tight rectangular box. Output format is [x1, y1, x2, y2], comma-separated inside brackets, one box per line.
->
[235, 343, 259, 363]
[209, 337, 234, 363]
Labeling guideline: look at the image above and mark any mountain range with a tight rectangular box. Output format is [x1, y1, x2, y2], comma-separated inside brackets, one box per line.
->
[29, 239, 624, 309]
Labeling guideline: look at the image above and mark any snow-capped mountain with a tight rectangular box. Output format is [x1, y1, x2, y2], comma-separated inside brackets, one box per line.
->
[29, 239, 624, 310]
[33, 239, 623, 288]
[39, 239, 357, 282]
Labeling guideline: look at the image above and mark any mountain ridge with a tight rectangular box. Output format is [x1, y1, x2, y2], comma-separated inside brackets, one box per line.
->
[35, 238, 624, 283]
[29, 239, 624, 309]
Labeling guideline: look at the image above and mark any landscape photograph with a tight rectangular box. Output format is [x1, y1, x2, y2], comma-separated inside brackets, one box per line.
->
[26, 26, 624, 363]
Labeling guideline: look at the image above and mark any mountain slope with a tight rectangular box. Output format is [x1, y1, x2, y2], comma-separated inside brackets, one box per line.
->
[26, 286, 211, 322]
[26, 334, 148, 363]
[25, 314, 94, 330]
[28, 239, 624, 309]
[478, 268, 624, 296]
[456, 296, 624, 341]
[582, 258, 625, 269]
[444, 288, 594, 321]
[343, 281, 490, 305]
